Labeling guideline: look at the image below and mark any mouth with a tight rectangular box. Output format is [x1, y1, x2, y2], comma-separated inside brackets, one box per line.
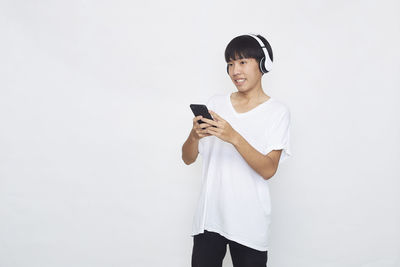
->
[234, 78, 246, 85]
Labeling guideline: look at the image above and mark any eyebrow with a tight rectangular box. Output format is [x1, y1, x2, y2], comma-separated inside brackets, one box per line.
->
[228, 58, 248, 63]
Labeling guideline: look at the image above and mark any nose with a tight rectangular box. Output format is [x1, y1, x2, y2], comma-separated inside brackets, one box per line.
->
[231, 62, 241, 76]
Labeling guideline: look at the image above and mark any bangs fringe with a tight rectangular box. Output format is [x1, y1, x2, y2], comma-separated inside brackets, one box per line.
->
[224, 35, 273, 64]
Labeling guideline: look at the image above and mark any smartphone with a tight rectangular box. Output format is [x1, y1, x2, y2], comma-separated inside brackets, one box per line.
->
[190, 104, 217, 129]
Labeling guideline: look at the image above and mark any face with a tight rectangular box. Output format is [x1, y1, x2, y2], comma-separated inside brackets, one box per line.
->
[227, 57, 262, 92]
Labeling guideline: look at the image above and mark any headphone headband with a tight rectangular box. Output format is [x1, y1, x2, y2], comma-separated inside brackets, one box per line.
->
[247, 33, 273, 72]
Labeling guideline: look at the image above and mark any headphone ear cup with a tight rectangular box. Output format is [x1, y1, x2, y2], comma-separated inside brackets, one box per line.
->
[260, 57, 267, 73]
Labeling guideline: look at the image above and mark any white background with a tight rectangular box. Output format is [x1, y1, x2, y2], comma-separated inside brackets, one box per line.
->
[1, 0, 399, 266]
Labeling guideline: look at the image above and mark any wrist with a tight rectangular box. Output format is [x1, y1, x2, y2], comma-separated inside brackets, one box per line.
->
[231, 131, 242, 147]
[190, 129, 199, 142]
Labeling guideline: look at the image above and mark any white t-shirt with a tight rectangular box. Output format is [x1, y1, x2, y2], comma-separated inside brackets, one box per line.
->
[191, 92, 291, 251]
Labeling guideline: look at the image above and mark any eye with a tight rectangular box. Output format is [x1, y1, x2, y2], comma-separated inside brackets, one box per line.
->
[240, 61, 246, 64]
[228, 63, 233, 66]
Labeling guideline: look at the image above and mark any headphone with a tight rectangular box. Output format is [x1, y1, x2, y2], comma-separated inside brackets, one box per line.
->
[226, 33, 273, 75]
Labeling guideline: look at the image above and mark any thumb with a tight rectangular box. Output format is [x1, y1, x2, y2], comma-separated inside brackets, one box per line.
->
[209, 110, 220, 121]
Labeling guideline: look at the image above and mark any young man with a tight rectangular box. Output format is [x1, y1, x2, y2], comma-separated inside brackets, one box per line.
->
[182, 34, 291, 267]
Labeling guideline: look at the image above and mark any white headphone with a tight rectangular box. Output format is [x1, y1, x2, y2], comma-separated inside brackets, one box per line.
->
[247, 33, 273, 73]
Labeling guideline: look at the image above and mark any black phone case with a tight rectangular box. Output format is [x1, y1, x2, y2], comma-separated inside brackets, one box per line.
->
[190, 104, 217, 129]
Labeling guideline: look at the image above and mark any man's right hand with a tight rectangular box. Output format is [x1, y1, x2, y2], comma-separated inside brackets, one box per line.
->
[191, 115, 212, 140]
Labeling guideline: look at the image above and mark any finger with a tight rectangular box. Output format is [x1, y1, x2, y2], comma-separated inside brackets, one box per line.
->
[209, 110, 222, 121]
[196, 129, 206, 136]
[206, 125, 219, 132]
[200, 127, 211, 133]
[199, 121, 212, 128]
[201, 117, 218, 127]
[212, 125, 223, 133]
[193, 115, 203, 122]
[200, 129, 211, 135]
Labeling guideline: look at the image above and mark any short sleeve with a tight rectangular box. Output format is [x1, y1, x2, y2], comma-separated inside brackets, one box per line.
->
[264, 108, 292, 163]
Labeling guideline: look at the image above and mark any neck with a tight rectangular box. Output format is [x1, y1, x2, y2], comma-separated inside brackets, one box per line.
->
[235, 86, 267, 103]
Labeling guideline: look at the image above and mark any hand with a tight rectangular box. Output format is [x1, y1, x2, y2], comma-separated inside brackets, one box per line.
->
[191, 115, 212, 140]
[200, 110, 239, 144]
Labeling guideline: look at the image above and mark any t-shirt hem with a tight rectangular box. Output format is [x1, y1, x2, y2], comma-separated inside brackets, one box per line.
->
[191, 225, 269, 252]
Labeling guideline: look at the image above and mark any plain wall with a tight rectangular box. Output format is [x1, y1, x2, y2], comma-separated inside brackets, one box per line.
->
[1, 0, 399, 266]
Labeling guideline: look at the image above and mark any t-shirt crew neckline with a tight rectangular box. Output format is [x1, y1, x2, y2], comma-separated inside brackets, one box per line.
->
[228, 93, 274, 117]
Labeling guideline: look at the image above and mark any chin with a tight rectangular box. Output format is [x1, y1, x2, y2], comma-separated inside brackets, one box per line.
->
[236, 87, 248, 92]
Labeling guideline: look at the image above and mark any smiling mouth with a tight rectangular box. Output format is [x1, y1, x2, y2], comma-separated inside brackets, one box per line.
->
[234, 78, 246, 85]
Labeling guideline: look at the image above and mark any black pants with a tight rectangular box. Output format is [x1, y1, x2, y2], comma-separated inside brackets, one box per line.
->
[191, 230, 268, 267]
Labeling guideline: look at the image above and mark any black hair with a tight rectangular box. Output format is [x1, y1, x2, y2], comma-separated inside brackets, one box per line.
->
[224, 34, 273, 69]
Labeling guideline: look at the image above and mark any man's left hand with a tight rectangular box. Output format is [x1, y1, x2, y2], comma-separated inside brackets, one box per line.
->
[200, 110, 239, 144]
